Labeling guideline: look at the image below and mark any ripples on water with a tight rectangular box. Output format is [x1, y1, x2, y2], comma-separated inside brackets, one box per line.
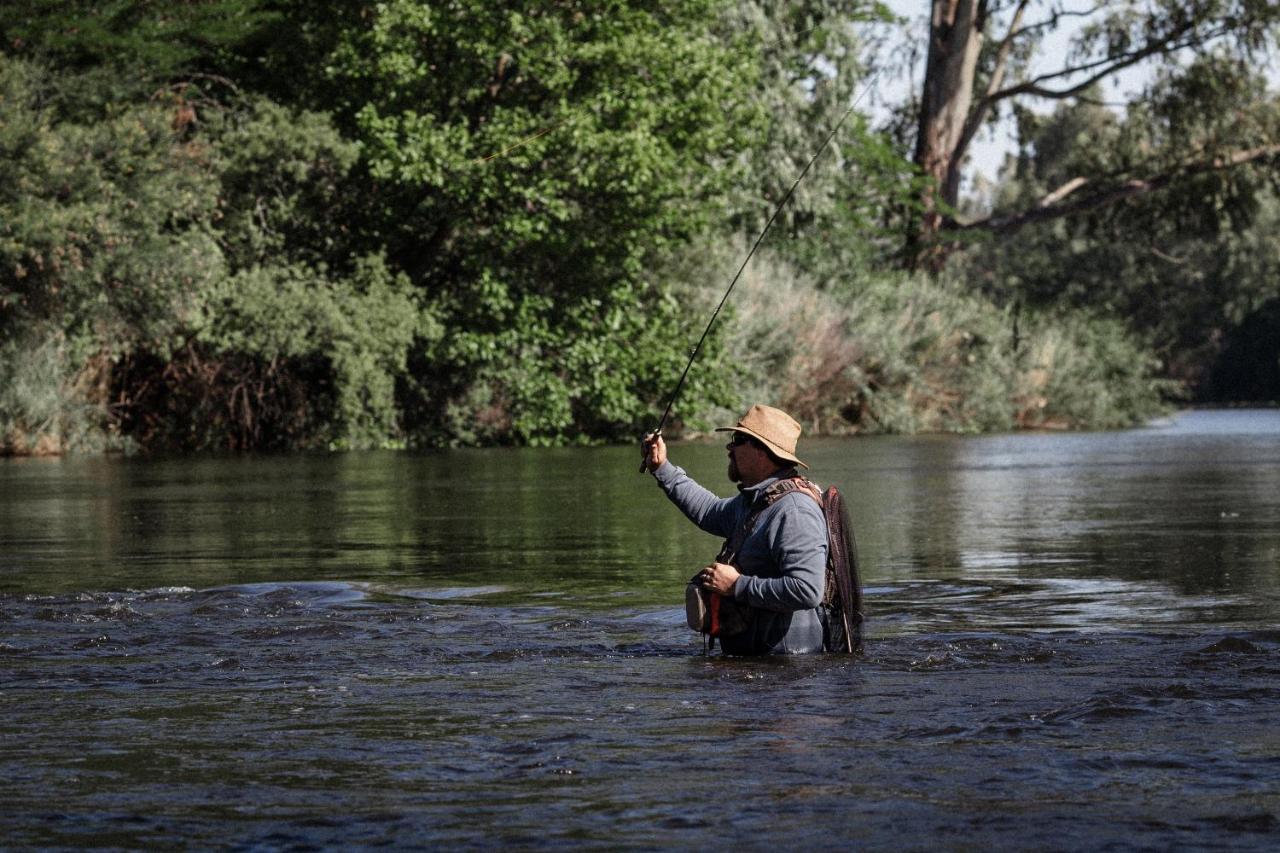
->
[3, 583, 1279, 849]
[2, 410, 1280, 849]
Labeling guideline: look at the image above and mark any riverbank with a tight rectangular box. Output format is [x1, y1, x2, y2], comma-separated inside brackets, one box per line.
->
[2, 292, 1179, 458]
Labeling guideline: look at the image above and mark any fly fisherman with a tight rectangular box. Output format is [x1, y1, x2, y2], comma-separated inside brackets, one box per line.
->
[641, 404, 829, 655]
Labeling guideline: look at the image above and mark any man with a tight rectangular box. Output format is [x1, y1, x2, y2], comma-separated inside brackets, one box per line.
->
[641, 404, 828, 655]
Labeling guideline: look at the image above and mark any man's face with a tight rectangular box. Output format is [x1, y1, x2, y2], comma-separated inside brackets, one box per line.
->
[726, 431, 768, 486]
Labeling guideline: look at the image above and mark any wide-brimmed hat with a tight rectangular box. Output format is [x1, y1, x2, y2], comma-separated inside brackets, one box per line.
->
[715, 404, 807, 469]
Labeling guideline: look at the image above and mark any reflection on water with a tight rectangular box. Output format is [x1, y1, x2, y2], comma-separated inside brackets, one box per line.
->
[2, 410, 1280, 848]
[830, 409, 1280, 607]
[4, 410, 1280, 614]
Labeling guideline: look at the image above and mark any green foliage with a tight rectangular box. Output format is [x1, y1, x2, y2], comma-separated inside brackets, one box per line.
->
[961, 57, 1280, 398]
[1019, 311, 1178, 430]
[416, 279, 733, 446]
[0, 325, 119, 455]
[5, 1, 1259, 455]
[206, 97, 363, 269]
[0, 56, 425, 452]
[0, 1, 276, 77]
[302, 0, 761, 445]
[192, 256, 421, 448]
[0, 1, 278, 116]
[4, 3, 768, 453]
[0, 53, 224, 356]
[716, 1, 915, 272]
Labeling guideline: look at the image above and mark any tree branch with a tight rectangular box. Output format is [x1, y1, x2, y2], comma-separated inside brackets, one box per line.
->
[951, 0, 1031, 175]
[987, 24, 1232, 102]
[1037, 175, 1089, 208]
[952, 143, 1280, 235]
[1007, 5, 1106, 43]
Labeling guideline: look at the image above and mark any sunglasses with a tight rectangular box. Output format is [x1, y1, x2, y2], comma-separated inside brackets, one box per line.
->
[728, 432, 754, 447]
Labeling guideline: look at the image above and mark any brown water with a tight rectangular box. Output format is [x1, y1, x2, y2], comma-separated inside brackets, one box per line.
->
[2, 410, 1279, 849]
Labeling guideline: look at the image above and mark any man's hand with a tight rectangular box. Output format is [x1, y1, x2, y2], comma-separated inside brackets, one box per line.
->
[640, 432, 667, 473]
[699, 562, 740, 596]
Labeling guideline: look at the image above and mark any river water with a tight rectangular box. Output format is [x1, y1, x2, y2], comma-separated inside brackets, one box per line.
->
[2, 409, 1279, 849]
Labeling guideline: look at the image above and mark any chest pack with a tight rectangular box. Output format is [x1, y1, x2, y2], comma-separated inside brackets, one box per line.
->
[684, 476, 865, 653]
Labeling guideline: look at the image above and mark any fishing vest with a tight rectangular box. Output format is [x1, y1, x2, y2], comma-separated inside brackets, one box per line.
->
[685, 475, 864, 653]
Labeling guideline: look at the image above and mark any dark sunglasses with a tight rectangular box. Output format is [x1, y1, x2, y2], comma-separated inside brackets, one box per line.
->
[728, 432, 753, 447]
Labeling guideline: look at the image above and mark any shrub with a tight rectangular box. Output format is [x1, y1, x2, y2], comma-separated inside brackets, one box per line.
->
[0, 326, 120, 455]
[676, 238, 1171, 434]
[0, 56, 427, 452]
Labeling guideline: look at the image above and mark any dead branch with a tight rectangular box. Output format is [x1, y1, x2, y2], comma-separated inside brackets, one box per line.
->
[1037, 176, 1089, 208]
[1007, 4, 1107, 43]
[952, 142, 1280, 235]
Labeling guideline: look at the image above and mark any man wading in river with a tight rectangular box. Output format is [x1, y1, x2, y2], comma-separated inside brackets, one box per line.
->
[641, 404, 830, 655]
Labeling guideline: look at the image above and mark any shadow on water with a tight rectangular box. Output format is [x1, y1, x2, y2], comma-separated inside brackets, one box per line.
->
[2, 410, 1280, 848]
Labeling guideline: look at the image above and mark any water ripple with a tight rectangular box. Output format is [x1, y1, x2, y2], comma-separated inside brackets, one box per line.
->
[2, 582, 1278, 850]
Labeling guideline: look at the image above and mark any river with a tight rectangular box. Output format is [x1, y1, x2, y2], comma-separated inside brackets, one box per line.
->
[2, 409, 1279, 849]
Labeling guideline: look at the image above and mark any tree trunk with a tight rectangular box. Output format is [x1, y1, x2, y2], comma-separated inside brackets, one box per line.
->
[910, 0, 986, 269]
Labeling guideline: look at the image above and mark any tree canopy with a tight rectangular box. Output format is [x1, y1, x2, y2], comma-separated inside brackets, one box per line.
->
[2, 0, 1275, 455]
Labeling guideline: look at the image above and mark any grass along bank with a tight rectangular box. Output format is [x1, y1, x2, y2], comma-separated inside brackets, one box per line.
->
[679, 242, 1175, 437]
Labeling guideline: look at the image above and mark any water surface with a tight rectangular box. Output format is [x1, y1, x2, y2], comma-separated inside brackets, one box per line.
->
[3, 409, 1279, 848]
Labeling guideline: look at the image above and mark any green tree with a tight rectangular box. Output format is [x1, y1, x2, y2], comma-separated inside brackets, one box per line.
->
[256, 0, 765, 444]
[1, 4, 773, 450]
[0, 0, 276, 112]
[0, 54, 224, 358]
[715, 1, 911, 271]
[955, 58, 1280, 398]
[904, 0, 1279, 266]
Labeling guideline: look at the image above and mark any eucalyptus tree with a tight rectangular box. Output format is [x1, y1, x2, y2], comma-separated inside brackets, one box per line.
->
[906, 0, 1280, 266]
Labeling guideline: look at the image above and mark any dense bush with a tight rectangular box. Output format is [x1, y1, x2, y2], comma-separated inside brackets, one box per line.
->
[958, 62, 1280, 400]
[0, 57, 422, 452]
[675, 239, 1172, 435]
[1, 0, 754, 453]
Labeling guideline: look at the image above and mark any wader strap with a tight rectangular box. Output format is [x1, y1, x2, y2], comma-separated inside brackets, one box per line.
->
[717, 476, 823, 564]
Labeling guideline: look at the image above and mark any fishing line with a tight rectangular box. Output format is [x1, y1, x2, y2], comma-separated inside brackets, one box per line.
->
[640, 68, 881, 471]
[477, 124, 559, 164]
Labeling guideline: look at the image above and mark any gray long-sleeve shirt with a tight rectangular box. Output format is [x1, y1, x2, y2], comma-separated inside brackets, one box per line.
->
[654, 461, 828, 654]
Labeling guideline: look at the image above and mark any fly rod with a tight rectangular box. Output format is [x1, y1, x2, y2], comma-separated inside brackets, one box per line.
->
[640, 73, 878, 473]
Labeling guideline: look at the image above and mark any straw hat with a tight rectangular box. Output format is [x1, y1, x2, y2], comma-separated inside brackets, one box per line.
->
[715, 404, 808, 469]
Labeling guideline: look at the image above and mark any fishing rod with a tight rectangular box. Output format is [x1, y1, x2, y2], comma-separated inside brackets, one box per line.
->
[639, 71, 879, 473]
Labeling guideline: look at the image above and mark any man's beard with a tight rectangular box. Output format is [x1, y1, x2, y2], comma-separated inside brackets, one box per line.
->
[727, 455, 741, 484]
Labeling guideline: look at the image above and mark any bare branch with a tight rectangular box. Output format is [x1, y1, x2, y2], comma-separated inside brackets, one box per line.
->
[952, 143, 1280, 235]
[1007, 4, 1107, 43]
[987, 0, 1032, 100]
[951, 0, 1031, 174]
[1217, 144, 1280, 168]
[1037, 176, 1089, 207]
[988, 24, 1233, 102]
